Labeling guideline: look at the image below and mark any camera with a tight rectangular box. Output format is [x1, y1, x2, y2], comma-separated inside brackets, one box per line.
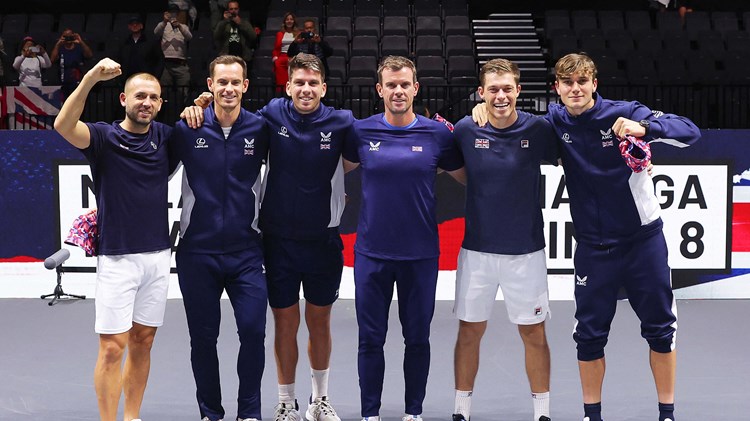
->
[64, 35, 75, 42]
[29, 46, 40, 53]
[300, 31, 314, 40]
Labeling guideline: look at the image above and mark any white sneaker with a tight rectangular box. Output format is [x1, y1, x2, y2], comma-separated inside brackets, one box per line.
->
[201, 418, 223, 421]
[306, 396, 341, 421]
[238, 419, 260, 421]
[403, 415, 423, 421]
[274, 401, 302, 421]
[361, 417, 380, 421]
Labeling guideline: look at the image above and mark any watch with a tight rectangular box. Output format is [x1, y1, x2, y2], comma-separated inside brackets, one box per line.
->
[638, 119, 650, 135]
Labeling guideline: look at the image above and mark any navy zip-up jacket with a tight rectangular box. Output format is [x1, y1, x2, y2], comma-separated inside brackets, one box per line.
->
[546, 94, 701, 246]
[258, 97, 355, 239]
[171, 105, 269, 253]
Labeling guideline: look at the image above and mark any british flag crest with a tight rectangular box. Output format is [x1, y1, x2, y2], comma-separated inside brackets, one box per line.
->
[474, 138, 490, 149]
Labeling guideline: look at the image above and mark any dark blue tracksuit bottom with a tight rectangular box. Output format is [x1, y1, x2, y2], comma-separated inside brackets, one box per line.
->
[354, 252, 439, 417]
[573, 229, 677, 361]
[177, 248, 268, 421]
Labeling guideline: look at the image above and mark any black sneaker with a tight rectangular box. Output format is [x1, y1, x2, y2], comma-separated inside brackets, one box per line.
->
[539, 417, 551, 421]
[452, 414, 468, 421]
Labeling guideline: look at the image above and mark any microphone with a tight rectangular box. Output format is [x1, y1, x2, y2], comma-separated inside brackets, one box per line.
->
[44, 249, 70, 270]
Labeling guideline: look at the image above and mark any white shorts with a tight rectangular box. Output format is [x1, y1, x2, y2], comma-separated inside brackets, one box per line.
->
[94, 248, 171, 334]
[453, 247, 550, 325]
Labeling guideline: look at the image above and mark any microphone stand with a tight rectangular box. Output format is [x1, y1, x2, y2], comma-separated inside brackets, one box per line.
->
[40, 265, 86, 306]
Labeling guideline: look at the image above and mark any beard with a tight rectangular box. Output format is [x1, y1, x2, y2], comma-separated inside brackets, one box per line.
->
[125, 105, 157, 127]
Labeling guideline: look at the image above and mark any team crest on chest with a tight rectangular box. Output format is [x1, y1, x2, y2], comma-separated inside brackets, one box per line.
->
[150, 141, 157, 150]
[278, 126, 289, 137]
[474, 138, 489, 149]
[244, 138, 255, 155]
[195, 138, 208, 149]
[520, 139, 529, 148]
[320, 132, 332, 149]
[600, 128, 614, 147]
[369, 141, 381, 151]
[412, 145, 423, 152]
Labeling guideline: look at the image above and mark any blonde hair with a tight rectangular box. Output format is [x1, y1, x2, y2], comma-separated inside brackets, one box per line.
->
[479, 58, 520, 87]
[377, 55, 417, 84]
[555, 53, 597, 81]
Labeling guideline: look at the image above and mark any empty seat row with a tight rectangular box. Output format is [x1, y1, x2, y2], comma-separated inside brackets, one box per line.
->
[594, 53, 750, 85]
[545, 9, 750, 38]
[268, 0, 468, 18]
[549, 28, 750, 61]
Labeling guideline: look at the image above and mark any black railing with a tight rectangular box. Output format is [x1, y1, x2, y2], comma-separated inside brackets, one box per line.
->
[5, 83, 750, 130]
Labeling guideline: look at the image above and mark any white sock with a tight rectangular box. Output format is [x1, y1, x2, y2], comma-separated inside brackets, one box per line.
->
[279, 383, 296, 405]
[532, 391, 550, 419]
[454, 390, 473, 418]
[311, 367, 329, 400]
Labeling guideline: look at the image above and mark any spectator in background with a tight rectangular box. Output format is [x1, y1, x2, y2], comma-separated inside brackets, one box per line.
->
[209, 0, 231, 30]
[117, 16, 163, 81]
[272, 12, 299, 90]
[168, 0, 198, 27]
[0, 37, 13, 87]
[154, 4, 192, 89]
[50, 28, 94, 98]
[287, 19, 332, 80]
[214, 0, 257, 66]
[13, 36, 51, 88]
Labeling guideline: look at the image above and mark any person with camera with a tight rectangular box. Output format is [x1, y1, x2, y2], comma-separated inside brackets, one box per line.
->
[154, 4, 192, 90]
[213, 0, 257, 65]
[50, 28, 93, 98]
[272, 12, 300, 90]
[13, 36, 52, 88]
[287, 20, 332, 81]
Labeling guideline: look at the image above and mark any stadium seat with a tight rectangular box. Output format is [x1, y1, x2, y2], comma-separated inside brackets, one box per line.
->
[356, 0, 381, 17]
[348, 55, 378, 79]
[598, 10, 625, 31]
[447, 55, 476, 79]
[413, 0, 441, 17]
[28, 13, 54, 33]
[445, 35, 473, 57]
[710, 11, 739, 34]
[327, 56, 347, 82]
[380, 35, 409, 57]
[415, 35, 443, 57]
[417, 56, 445, 78]
[326, 36, 350, 60]
[268, 0, 298, 18]
[656, 12, 683, 33]
[415, 16, 442, 36]
[85, 13, 113, 35]
[351, 35, 379, 58]
[296, 0, 325, 20]
[625, 10, 652, 31]
[444, 15, 471, 36]
[327, 0, 355, 18]
[354, 16, 380, 37]
[383, 16, 409, 37]
[326, 16, 352, 39]
[383, 0, 409, 17]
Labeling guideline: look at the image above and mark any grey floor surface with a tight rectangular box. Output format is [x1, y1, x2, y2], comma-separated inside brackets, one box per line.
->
[0, 298, 747, 420]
